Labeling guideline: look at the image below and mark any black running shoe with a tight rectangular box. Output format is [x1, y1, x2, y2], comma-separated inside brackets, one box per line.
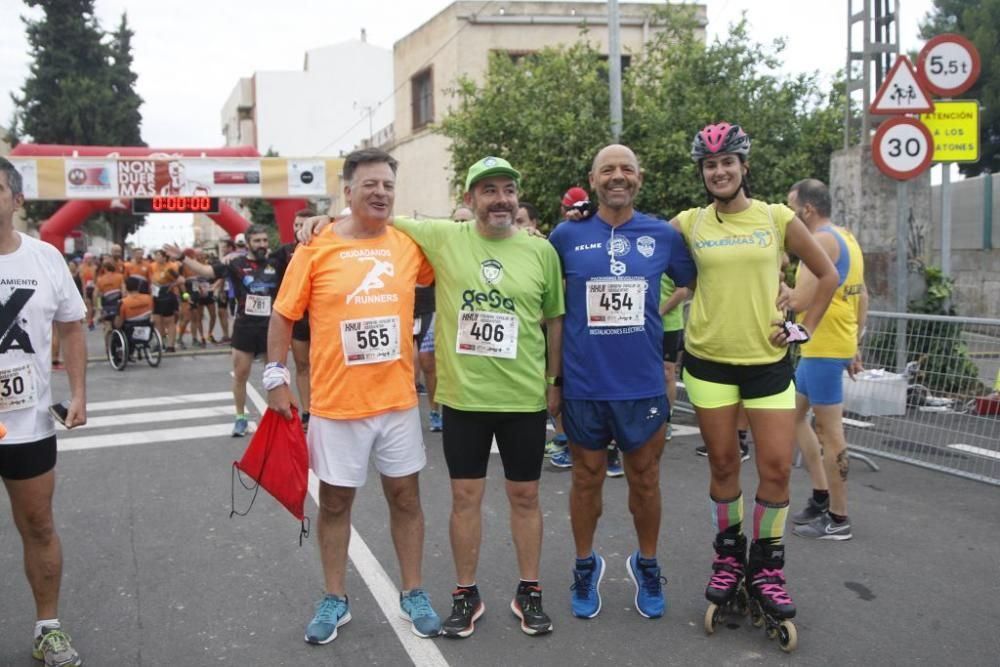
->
[510, 585, 552, 635]
[441, 588, 484, 638]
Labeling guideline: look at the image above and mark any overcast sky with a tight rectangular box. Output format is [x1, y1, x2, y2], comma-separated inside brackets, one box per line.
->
[0, 0, 935, 246]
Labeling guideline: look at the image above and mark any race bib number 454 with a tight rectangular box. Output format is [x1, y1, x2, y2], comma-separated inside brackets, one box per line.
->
[341, 316, 401, 365]
[456, 311, 518, 359]
[586, 279, 646, 327]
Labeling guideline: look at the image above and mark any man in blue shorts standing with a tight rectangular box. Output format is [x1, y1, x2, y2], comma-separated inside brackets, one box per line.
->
[548, 144, 695, 620]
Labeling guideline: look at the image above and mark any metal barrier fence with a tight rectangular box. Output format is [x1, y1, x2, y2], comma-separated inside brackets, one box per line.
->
[675, 311, 1000, 486]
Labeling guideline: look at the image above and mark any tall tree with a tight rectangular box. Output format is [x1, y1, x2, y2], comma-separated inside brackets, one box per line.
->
[439, 13, 844, 230]
[9, 1, 146, 242]
[920, 0, 1000, 176]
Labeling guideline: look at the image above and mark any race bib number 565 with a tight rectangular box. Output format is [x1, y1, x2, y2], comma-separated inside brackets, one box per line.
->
[341, 316, 401, 365]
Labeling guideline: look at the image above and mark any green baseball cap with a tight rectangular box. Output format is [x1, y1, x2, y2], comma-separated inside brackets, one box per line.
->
[464, 156, 521, 191]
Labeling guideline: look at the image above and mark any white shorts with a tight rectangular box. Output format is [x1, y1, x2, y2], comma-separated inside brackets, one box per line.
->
[307, 407, 426, 487]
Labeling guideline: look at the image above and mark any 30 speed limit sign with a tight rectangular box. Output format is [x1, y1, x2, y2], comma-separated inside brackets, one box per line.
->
[872, 117, 934, 180]
[918, 34, 981, 97]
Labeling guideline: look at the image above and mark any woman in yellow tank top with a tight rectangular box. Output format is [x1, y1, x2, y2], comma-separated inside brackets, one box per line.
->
[669, 122, 838, 647]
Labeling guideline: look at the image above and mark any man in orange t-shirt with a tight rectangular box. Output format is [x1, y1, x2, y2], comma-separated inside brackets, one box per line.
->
[95, 260, 125, 334]
[267, 148, 440, 645]
[124, 246, 152, 294]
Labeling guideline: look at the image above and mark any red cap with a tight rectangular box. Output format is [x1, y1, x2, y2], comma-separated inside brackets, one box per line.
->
[562, 187, 589, 206]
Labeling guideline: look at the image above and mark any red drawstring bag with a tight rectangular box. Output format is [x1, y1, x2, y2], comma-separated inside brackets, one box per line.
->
[231, 407, 310, 543]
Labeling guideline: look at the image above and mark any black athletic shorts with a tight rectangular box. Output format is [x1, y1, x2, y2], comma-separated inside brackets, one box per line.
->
[662, 329, 683, 363]
[0, 435, 57, 480]
[292, 311, 310, 343]
[231, 321, 268, 357]
[682, 351, 794, 400]
[153, 292, 179, 317]
[441, 406, 547, 482]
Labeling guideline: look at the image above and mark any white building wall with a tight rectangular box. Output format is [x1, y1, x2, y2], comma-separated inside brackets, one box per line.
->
[221, 40, 393, 159]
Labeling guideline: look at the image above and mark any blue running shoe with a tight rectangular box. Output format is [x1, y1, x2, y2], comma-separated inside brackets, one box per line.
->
[544, 433, 568, 458]
[428, 410, 443, 432]
[550, 447, 573, 469]
[571, 553, 605, 618]
[305, 593, 351, 644]
[232, 415, 248, 437]
[626, 552, 666, 618]
[400, 588, 442, 637]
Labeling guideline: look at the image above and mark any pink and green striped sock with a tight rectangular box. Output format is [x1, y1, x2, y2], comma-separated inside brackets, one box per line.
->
[753, 498, 790, 543]
[711, 493, 744, 534]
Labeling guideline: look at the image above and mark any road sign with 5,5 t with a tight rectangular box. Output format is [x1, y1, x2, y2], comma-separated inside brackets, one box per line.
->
[920, 100, 980, 162]
[917, 34, 981, 97]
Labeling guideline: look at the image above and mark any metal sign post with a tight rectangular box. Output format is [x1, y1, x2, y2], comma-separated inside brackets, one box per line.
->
[896, 179, 909, 372]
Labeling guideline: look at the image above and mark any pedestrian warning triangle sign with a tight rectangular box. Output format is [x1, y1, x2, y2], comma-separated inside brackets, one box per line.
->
[870, 55, 934, 114]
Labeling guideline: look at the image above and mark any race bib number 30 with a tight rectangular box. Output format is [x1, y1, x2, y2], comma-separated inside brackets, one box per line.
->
[456, 311, 518, 359]
[244, 294, 272, 317]
[586, 279, 646, 327]
[0, 363, 38, 413]
[341, 316, 401, 365]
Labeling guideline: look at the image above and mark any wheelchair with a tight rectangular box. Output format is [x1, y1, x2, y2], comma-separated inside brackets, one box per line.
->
[106, 319, 163, 370]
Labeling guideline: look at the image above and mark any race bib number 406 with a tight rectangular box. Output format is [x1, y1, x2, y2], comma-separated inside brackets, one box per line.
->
[0, 363, 38, 413]
[586, 279, 646, 327]
[456, 311, 518, 359]
[341, 316, 401, 365]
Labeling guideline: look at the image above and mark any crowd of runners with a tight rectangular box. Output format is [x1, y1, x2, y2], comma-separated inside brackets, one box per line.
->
[0, 119, 870, 664]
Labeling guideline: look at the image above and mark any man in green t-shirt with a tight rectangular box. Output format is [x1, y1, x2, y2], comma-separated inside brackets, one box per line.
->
[299, 157, 565, 639]
[394, 157, 564, 639]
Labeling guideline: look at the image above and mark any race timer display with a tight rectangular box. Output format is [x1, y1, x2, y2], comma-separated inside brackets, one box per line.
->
[132, 196, 220, 214]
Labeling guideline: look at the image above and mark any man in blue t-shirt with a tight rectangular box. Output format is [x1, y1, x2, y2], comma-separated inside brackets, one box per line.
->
[548, 144, 695, 621]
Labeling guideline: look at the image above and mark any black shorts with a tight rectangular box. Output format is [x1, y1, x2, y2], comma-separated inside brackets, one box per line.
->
[413, 312, 433, 348]
[231, 322, 268, 357]
[216, 293, 229, 306]
[441, 406, 547, 482]
[0, 435, 57, 480]
[682, 351, 794, 400]
[292, 311, 310, 343]
[153, 293, 179, 317]
[662, 329, 683, 363]
[195, 294, 216, 307]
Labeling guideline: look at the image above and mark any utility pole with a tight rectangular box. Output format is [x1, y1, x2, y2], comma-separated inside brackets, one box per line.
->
[608, 0, 622, 141]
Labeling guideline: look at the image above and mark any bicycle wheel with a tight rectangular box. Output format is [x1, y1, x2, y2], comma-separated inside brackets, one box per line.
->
[145, 329, 163, 367]
[107, 329, 128, 371]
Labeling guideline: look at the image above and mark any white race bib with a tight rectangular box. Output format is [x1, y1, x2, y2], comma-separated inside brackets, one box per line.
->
[132, 325, 151, 342]
[586, 279, 646, 327]
[0, 363, 38, 413]
[151, 284, 162, 298]
[341, 316, 401, 365]
[413, 318, 422, 336]
[456, 311, 518, 359]
[244, 294, 272, 317]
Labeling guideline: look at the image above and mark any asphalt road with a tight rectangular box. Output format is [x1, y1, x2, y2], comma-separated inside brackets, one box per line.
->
[1, 346, 998, 666]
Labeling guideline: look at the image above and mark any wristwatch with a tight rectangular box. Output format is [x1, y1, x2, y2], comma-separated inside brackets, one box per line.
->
[546, 376, 563, 387]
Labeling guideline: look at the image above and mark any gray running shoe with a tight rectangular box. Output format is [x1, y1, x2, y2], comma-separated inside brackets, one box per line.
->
[792, 512, 852, 541]
[32, 627, 81, 667]
[791, 496, 829, 525]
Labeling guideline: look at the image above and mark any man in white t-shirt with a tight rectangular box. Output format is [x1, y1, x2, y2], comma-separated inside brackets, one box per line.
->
[0, 157, 88, 667]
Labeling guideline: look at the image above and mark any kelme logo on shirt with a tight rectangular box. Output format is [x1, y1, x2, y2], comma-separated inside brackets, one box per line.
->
[480, 259, 503, 285]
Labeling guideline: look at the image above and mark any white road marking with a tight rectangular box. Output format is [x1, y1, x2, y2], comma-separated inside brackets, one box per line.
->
[58, 406, 233, 431]
[243, 382, 449, 667]
[57, 422, 255, 452]
[948, 444, 1000, 461]
[85, 392, 232, 413]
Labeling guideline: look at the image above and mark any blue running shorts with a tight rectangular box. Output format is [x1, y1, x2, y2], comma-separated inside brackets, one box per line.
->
[562, 396, 669, 452]
[795, 357, 852, 406]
